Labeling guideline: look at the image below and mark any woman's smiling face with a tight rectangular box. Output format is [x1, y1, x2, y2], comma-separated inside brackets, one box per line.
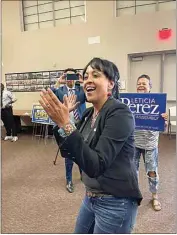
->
[83, 65, 113, 104]
[137, 77, 151, 93]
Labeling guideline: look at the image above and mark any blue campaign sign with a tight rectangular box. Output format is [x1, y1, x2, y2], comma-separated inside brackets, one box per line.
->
[120, 93, 167, 131]
[31, 105, 50, 124]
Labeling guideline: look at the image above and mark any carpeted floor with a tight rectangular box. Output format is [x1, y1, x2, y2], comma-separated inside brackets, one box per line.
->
[1, 131, 176, 234]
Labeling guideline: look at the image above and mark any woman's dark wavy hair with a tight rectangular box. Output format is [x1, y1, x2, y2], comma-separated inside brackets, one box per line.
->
[83, 58, 120, 99]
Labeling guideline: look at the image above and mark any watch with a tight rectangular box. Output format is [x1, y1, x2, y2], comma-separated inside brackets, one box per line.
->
[58, 122, 76, 138]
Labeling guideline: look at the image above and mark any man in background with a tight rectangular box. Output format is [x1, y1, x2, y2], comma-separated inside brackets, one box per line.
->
[1, 83, 18, 142]
[52, 68, 86, 193]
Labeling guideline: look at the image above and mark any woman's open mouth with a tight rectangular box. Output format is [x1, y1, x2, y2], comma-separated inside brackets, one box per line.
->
[85, 86, 96, 95]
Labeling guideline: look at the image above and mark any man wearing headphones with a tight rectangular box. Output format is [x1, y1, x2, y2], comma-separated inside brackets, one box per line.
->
[133, 74, 167, 211]
[52, 68, 86, 193]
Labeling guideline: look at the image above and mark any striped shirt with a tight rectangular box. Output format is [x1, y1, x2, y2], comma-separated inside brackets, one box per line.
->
[134, 129, 159, 150]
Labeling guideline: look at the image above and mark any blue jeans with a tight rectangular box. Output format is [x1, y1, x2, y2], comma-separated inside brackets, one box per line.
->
[74, 195, 138, 234]
[134, 147, 159, 194]
[65, 158, 82, 183]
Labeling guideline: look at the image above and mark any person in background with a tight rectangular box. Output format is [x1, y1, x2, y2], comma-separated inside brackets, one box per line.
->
[52, 68, 86, 193]
[39, 58, 142, 234]
[134, 74, 168, 211]
[1, 83, 18, 142]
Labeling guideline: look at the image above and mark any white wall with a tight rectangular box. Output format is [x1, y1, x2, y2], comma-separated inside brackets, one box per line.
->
[2, 0, 176, 110]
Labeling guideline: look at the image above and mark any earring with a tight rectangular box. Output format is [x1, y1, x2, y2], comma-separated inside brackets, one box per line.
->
[107, 88, 112, 97]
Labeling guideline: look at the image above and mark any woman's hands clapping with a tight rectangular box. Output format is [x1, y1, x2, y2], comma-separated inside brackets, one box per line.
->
[39, 88, 79, 127]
